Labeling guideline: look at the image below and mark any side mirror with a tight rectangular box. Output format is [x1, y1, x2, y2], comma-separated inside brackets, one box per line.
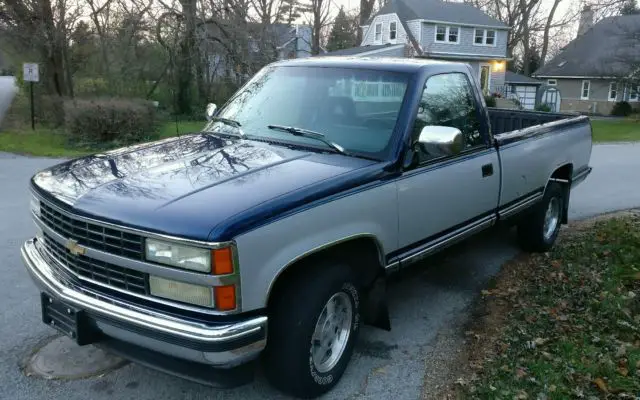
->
[417, 126, 463, 157]
[205, 103, 217, 121]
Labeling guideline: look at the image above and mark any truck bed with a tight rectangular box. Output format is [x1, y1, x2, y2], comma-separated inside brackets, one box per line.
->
[488, 108, 576, 135]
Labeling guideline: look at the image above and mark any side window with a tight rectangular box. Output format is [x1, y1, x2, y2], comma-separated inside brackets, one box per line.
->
[413, 73, 484, 163]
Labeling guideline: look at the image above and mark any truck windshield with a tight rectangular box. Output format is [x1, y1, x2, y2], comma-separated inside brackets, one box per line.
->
[210, 65, 410, 159]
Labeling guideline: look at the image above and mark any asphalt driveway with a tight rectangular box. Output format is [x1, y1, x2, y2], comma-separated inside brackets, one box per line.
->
[1, 143, 639, 400]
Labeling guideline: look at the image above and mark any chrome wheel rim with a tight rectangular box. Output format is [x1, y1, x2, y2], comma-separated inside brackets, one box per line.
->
[543, 197, 561, 241]
[311, 292, 353, 373]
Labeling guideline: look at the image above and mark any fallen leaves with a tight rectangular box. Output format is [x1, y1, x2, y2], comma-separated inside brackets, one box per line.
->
[593, 378, 608, 393]
[452, 215, 640, 400]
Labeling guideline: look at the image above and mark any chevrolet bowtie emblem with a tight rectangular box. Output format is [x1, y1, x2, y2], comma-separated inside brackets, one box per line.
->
[65, 239, 86, 256]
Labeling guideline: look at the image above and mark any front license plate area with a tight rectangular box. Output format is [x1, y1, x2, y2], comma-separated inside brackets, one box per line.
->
[41, 293, 96, 345]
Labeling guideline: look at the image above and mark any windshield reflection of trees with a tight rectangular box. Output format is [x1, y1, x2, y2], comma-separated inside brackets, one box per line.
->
[35, 133, 285, 202]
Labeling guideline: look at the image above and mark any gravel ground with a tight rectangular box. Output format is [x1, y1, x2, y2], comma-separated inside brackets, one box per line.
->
[1, 142, 639, 400]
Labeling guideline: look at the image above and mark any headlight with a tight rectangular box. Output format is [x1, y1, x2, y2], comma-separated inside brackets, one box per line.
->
[149, 275, 214, 307]
[30, 195, 41, 218]
[145, 239, 211, 272]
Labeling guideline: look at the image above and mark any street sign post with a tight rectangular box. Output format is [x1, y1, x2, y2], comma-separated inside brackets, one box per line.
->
[23, 63, 39, 130]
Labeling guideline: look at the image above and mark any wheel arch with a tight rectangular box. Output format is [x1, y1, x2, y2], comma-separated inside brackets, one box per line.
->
[265, 234, 390, 329]
[545, 163, 573, 224]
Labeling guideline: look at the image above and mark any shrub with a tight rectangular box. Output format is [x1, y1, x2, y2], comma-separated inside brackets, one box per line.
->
[64, 97, 157, 145]
[484, 95, 497, 107]
[611, 101, 633, 117]
[535, 103, 552, 112]
[74, 77, 109, 96]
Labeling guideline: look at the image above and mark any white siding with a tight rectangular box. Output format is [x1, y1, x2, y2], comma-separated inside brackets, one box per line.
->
[361, 14, 407, 46]
[405, 20, 422, 47]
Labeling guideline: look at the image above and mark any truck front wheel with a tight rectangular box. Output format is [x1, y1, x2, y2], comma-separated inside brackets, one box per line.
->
[517, 182, 565, 252]
[263, 262, 361, 398]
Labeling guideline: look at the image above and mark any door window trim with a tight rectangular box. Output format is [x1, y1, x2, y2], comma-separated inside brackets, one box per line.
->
[406, 71, 493, 171]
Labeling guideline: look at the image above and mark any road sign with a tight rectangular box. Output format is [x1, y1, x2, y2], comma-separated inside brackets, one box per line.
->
[23, 63, 39, 82]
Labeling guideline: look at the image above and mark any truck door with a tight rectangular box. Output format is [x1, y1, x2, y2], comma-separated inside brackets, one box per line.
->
[396, 72, 500, 255]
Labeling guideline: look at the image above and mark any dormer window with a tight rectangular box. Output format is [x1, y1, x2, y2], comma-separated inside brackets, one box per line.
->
[474, 29, 496, 46]
[435, 25, 459, 43]
[375, 23, 382, 42]
[389, 22, 397, 40]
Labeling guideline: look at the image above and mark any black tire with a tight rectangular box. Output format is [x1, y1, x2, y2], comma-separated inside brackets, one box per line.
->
[263, 261, 361, 399]
[517, 182, 565, 252]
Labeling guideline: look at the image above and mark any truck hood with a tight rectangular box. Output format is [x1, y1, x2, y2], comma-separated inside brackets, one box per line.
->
[31, 134, 383, 241]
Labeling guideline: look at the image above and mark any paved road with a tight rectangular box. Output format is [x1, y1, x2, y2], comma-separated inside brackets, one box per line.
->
[1, 143, 639, 400]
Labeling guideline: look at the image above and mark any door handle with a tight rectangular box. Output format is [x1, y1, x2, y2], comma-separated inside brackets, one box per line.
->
[482, 163, 494, 177]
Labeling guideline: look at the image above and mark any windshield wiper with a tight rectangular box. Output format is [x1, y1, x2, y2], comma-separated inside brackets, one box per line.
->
[206, 117, 246, 137]
[267, 125, 347, 155]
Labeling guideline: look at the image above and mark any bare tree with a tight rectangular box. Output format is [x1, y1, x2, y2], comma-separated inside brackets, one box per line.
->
[466, 0, 579, 72]
[358, 0, 376, 42]
[0, 0, 81, 96]
[301, 0, 331, 54]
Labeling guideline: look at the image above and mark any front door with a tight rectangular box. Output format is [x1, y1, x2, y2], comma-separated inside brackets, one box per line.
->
[397, 72, 500, 253]
[479, 64, 491, 94]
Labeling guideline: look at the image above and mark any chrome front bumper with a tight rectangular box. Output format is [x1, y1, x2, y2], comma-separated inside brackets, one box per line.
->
[21, 238, 268, 368]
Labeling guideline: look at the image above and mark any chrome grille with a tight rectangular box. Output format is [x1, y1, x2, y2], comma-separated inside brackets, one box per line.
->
[42, 232, 147, 295]
[40, 202, 145, 260]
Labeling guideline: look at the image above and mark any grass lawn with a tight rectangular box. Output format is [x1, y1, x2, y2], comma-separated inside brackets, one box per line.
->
[157, 120, 205, 139]
[0, 120, 206, 158]
[455, 214, 640, 399]
[591, 119, 640, 143]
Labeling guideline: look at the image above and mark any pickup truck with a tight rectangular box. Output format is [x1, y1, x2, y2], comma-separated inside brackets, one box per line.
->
[21, 57, 592, 398]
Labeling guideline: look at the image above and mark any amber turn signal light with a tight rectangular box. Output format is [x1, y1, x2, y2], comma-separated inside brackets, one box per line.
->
[215, 285, 236, 311]
[212, 247, 234, 275]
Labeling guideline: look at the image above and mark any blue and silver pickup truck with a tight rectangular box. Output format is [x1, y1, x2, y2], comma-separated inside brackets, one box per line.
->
[22, 57, 592, 398]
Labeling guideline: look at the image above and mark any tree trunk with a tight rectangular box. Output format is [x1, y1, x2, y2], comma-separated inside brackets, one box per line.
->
[40, 0, 68, 96]
[176, 0, 197, 115]
[312, 11, 321, 54]
[539, 0, 561, 67]
[357, 0, 375, 43]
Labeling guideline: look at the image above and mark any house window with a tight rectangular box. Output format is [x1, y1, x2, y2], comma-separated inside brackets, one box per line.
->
[389, 22, 397, 40]
[375, 23, 382, 42]
[474, 29, 484, 44]
[436, 26, 446, 42]
[547, 79, 557, 86]
[435, 25, 459, 43]
[608, 82, 618, 101]
[474, 29, 496, 46]
[448, 27, 459, 42]
[581, 80, 590, 100]
[485, 30, 495, 45]
[630, 85, 639, 101]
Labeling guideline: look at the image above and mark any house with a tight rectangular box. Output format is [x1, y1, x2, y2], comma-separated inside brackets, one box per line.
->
[324, 0, 511, 94]
[533, 7, 640, 114]
[200, 22, 312, 83]
[502, 71, 543, 110]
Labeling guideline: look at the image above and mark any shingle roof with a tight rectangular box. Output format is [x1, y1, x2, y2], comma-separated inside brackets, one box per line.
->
[367, 0, 508, 28]
[322, 44, 403, 56]
[504, 71, 543, 85]
[533, 14, 640, 78]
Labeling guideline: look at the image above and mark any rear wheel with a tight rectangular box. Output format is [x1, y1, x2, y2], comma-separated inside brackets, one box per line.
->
[263, 262, 361, 398]
[517, 182, 565, 252]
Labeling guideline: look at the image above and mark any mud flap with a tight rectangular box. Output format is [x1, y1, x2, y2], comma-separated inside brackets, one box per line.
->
[363, 275, 391, 331]
[562, 184, 571, 224]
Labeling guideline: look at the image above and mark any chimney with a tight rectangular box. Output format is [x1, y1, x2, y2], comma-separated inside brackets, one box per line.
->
[577, 5, 594, 36]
